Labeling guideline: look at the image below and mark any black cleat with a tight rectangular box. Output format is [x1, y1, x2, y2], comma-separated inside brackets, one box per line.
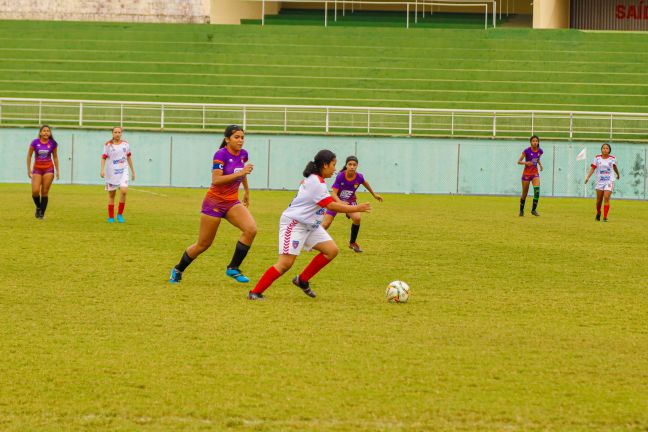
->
[35, 209, 43, 219]
[595, 214, 601, 221]
[292, 276, 316, 298]
[603, 218, 608, 222]
[247, 291, 266, 301]
[519, 210, 524, 217]
[531, 210, 540, 217]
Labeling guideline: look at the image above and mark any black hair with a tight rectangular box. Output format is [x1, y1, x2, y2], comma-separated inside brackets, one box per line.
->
[220, 124, 244, 149]
[530, 135, 540, 144]
[112, 126, 123, 132]
[303, 149, 336, 177]
[601, 143, 612, 153]
[341, 155, 359, 171]
[39, 125, 57, 146]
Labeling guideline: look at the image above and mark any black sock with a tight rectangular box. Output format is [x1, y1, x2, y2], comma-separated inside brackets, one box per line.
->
[520, 198, 526, 212]
[228, 241, 251, 269]
[350, 223, 360, 243]
[532, 186, 540, 211]
[175, 251, 194, 272]
[32, 195, 41, 210]
[40, 196, 49, 215]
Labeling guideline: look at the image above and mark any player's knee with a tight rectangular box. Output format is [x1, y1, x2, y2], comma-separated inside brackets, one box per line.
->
[325, 246, 339, 260]
[351, 215, 361, 224]
[275, 261, 292, 274]
[245, 224, 257, 239]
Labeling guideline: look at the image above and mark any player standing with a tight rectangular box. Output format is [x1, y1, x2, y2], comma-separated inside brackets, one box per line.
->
[585, 143, 620, 222]
[321, 155, 383, 252]
[169, 125, 257, 284]
[517, 135, 543, 217]
[247, 150, 371, 301]
[26, 125, 59, 219]
[100, 127, 135, 223]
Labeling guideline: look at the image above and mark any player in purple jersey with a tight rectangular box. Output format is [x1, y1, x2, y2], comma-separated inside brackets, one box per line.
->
[170, 125, 257, 284]
[517, 135, 543, 217]
[26, 125, 59, 219]
[321, 156, 383, 252]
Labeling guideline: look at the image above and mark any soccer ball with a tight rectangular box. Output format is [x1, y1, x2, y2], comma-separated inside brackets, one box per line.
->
[385, 280, 410, 303]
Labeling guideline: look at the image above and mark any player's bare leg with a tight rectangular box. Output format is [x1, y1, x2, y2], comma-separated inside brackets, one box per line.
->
[31, 174, 43, 219]
[595, 190, 604, 221]
[224, 204, 257, 283]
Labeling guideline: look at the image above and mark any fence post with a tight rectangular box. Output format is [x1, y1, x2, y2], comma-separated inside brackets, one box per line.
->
[569, 112, 573, 140]
[120, 104, 124, 127]
[408, 110, 412, 135]
[243, 106, 247, 129]
[38, 100, 42, 124]
[609, 113, 613, 141]
[531, 111, 534, 135]
[451, 111, 454, 135]
[325, 107, 329, 133]
[284, 107, 288, 132]
[161, 104, 165, 129]
[79, 102, 83, 127]
[0, 99, 2, 124]
[492, 112, 497, 137]
[406, 3, 410, 28]
[456, 143, 461, 194]
[325, 1, 328, 27]
[202, 105, 206, 129]
[551, 144, 556, 197]
[367, 109, 370, 134]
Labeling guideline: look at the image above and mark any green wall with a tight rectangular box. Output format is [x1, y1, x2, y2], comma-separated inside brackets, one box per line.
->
[2, 128, 646, 199]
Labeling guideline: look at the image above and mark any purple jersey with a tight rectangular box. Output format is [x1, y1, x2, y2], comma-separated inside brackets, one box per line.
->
[30, 139, 57, 163]
[332, 171, 365, 203]
[206, 147, 248, 202]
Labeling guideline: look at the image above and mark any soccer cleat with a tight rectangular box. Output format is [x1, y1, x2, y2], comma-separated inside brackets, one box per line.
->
[35, 209, 43, 219]
[226, 268, 250, 283]
[519, 210, 524, 217]
[596, 214, 601, 221]
[169, 267, 183, 283]
[292, 276, 316, 298]
[531, 210, 540, 217]
[107, 217, 115, 223]
[349, 242, 363, 253]
[116, 214, 124, 223]
[603, 218, 608, 222]
[247, 291, 266, 301]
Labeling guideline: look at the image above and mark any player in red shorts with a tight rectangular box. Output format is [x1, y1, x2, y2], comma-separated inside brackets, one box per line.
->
[26, 125, 59, 219]
[517, 135, 543, 217]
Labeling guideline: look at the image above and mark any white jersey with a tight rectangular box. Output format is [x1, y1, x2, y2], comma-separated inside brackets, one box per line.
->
[591, 154, 616, 185]
[282, 174, 334, 229]
[103, 141, 131, 185]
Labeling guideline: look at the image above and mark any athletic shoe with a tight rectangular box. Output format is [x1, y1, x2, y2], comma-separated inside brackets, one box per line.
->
[226, 268, 250, 283]
[35, 209, 43, 219]
[116, 214, 124, 223]
[596, 214, 601, 221]
[292, 276, 316, 298]
[531, 210, 540, 217]
[349, 242, 363, 253]
[247, 291, 266, 301]
[107, 217, 115, 223]
[169, 268, 183, 283]
[603, 218, 608, 222]
[519, 210, 524, 217]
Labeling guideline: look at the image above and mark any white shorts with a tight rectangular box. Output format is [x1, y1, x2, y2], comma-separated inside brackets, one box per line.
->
[595, 181, 614, 192]
[105, 178, 129, 191]
[278, 216, 332, 256]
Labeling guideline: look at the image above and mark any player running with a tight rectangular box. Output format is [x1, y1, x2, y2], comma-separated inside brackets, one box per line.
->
[247, 150, 371, 301]
[100, 127, 135, 223]
[585, 143, 620, 222]
[321, 155, 383, 252]
[169, 125, 257, 284]
[26, 125, 59, 219]
[517, 135, 543, 217]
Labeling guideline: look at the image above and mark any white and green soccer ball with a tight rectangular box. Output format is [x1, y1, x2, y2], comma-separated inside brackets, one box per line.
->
[385, 280, 410, 303]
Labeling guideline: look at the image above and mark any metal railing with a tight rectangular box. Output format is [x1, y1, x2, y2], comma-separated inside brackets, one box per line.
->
[1, 97, 648, 141]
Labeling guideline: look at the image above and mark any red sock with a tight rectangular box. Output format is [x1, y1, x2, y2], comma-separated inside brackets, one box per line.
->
[299, 253, 331, 282]
[108, 204, 115, 218]
[604, 204, 610, 218]
[118, 202, 125, 215]
[252, 266, 281, 294]
[596, 203, 602, 214]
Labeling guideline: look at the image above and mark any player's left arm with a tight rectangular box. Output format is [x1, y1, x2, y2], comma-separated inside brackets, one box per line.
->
[613, 163, 620, 180]
[362, 180, 383, 202]
[52, 147, 60, 180]
[127, 154, 135, 181]
[538, 160, 543, 172]
[242, 176, 250, 207]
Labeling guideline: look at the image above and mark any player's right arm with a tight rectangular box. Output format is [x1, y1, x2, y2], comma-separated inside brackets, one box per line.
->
[326, 201, 371, 214]
[210, 163, 253, 186]
[26, 145, 34, 179]
[517, 153, 531, 166]
[584, 165, 596, 184]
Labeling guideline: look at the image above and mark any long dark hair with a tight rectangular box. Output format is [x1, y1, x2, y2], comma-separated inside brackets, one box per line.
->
[220, 124, 244, 149]
[39, 124, 57, 146]
[341, 155, 359, 171]
[303, 150, 336, 177]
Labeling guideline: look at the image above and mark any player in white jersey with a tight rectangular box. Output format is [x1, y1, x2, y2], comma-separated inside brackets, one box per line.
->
[100, 127, 136, 223]
[248, 150, 372, 300]
[585, 143, 620, 222]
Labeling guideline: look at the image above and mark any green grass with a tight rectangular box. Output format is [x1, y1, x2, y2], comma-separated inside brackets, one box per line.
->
[1, 19, 648, 114]
[1, 183, 648, 431]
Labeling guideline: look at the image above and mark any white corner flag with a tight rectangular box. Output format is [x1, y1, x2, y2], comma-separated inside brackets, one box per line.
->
[576, 148, 587, 161]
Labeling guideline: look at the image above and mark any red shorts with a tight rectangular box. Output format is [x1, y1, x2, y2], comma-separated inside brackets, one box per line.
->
[32, 163, 54, 176]
[201, 195, 240, 218]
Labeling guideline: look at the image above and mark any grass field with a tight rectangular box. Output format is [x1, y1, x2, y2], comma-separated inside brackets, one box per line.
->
[2, 20, 648, 113]
[1, 183, 648, 431]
